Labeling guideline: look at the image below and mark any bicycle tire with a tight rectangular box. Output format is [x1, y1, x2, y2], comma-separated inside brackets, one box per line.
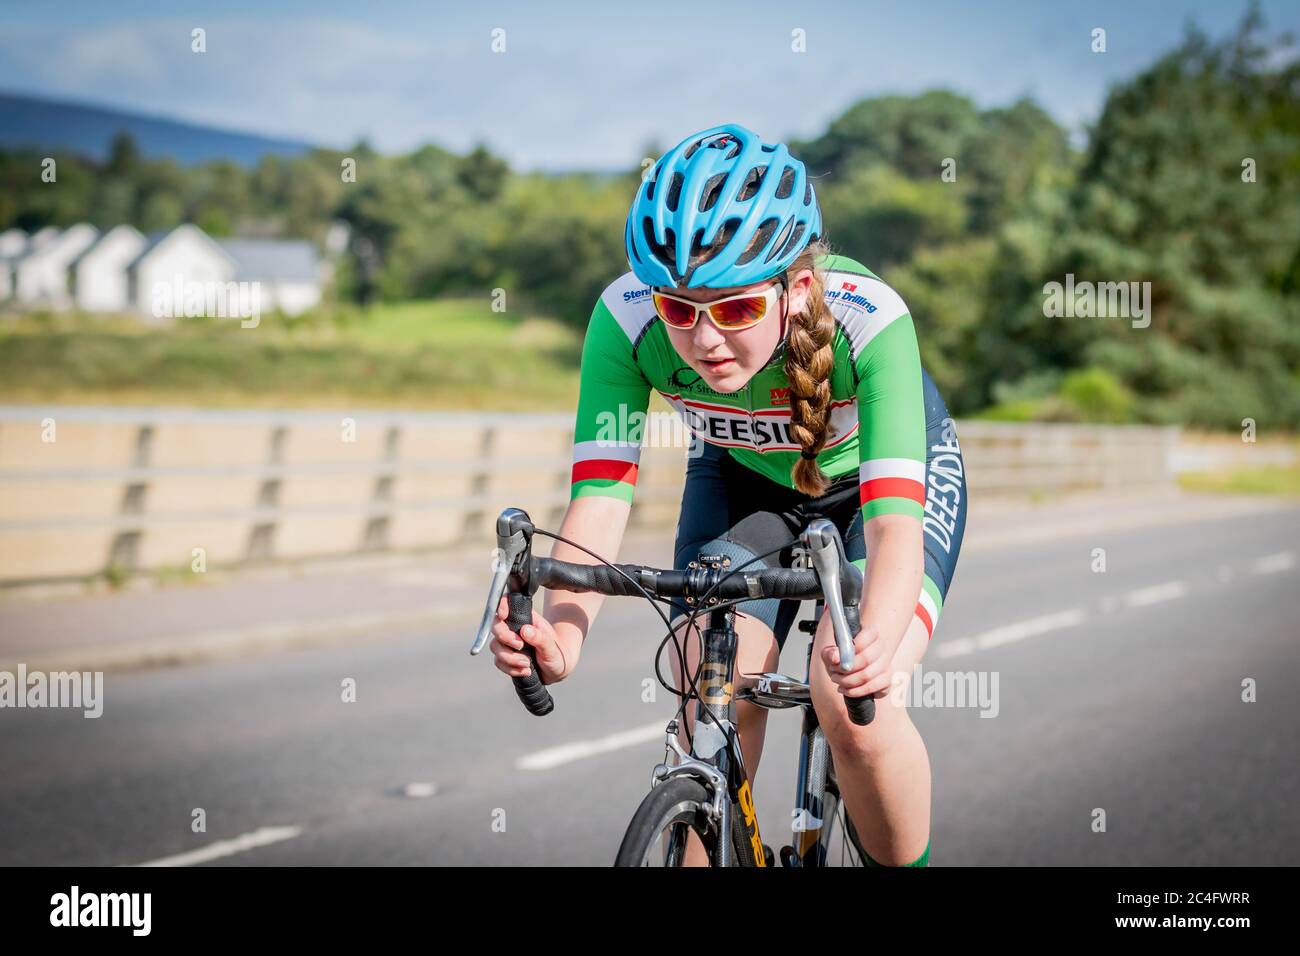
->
[614, 776, 732, 867]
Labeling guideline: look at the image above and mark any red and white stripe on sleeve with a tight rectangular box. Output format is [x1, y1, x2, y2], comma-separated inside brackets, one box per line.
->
[857, 457, 926, 513]
[570, 439, 643, 502]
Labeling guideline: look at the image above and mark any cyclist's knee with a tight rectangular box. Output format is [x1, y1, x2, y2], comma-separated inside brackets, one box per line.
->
[812, 681, 909, 763]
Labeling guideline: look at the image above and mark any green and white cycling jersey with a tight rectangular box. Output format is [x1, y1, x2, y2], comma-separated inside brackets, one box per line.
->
[570, 253, 928, 525]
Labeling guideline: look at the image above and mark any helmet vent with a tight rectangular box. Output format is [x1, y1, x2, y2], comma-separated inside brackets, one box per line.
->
[735, 217, 779, 266]
[699, 173, 728, 213]
[774, 166, 796, 200]
[643, 218, 681, 281]
[775, 222, 806, 262]
[665, 172, 684, 212]
[804, 181, 813, 205]
[626, 219, 641, 263]
[736, 166, 766, 202]
[764, 216, 796, 263]
[697, 133, 740, 159]
[687, 218, 741, 274]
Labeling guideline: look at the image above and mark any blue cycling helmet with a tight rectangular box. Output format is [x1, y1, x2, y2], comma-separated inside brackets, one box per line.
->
[625, 123, 822, 289]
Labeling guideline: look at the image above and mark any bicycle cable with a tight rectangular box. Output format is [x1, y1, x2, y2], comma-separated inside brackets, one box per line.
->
[666, 535, 805, 757]
[531, 528, 722, 749]
[530, 528, 808, 754]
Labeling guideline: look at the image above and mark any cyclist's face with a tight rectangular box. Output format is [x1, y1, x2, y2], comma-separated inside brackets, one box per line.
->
[662, 268, 814, 394]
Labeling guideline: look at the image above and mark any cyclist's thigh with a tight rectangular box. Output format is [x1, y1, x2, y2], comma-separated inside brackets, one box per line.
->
[672, 441, 801, 643]
[666, 611, 781, 702]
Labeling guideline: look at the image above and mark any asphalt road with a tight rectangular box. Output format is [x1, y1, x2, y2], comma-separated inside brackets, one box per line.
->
[2, 503, 1297, 866]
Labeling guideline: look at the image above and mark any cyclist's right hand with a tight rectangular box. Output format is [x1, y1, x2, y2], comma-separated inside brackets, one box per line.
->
[489, 595, 567, 685]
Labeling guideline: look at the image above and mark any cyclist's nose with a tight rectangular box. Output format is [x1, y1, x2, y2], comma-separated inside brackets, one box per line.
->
[692, 319, 727, 350]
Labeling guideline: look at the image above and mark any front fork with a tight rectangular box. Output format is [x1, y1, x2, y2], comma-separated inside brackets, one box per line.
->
[652, 607, 764, 867]
[790, 607, 833, 866]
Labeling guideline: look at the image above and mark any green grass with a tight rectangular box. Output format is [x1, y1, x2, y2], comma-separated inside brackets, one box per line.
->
[0, 300, 583, 410]
[1178, 465, 1300, 497]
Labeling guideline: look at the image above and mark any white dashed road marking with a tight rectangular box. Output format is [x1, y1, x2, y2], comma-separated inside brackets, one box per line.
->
[1122, 581, 1189, 607]
[1252, 551, 1295, 575]
[516, 721, 666, 771]
[132, 825, 302, 867]
[935, 609, 1087, 659]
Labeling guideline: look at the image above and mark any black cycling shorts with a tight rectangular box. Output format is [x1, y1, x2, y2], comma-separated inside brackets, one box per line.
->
[671, 370, 966, 650]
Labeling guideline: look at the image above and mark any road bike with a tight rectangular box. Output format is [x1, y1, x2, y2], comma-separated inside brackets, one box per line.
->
[470, 507, 876, 867]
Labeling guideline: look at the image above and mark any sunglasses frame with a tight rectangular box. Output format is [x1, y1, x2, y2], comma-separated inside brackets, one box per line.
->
[651, 279, 786, 332]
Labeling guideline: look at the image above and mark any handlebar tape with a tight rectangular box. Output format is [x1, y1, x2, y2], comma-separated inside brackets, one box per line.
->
[507, 590, 554, 717]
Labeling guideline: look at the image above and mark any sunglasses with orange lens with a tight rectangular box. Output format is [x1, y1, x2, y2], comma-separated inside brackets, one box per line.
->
[651, 283, 782, 332]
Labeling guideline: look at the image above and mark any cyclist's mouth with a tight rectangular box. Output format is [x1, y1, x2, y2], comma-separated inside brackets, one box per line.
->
[701, 357, 734, 373]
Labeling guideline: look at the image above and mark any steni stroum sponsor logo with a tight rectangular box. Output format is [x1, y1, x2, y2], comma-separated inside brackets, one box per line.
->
[668, 366, 726, 397]
[623, 286, 653, 303]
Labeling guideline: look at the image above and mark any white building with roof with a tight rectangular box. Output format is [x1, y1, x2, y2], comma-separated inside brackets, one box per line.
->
[0, 228, 27, 299]
[0, 221, 326, 319]
[71, 225, 147, 312]
[0, 229, 25, 257]
[217, 238, 324, 315]
[11, 224, 98, 307]
[126, 224, 238, 321]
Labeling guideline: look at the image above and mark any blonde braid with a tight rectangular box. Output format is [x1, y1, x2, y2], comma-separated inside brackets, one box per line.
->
[783, 238, 835, 496]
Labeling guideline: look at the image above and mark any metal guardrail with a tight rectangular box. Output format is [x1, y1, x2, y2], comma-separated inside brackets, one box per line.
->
[0, 406, 1184, 584]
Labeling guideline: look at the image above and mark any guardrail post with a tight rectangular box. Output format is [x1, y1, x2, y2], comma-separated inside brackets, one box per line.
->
[362, 425, 400, 551]
[463, 425, 495, 543]
[105, 421, 154, 575]
[247, 425, 285, 561]
[548, 427, 574, 529]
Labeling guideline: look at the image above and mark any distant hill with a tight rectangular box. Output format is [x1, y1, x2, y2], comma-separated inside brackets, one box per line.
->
[0, 91, 316, 166]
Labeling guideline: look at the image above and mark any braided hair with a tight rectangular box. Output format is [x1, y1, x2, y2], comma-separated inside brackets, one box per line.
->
[780, 237, 836, 496]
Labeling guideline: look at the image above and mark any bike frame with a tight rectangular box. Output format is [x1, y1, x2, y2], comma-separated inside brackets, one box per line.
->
[654, 599, 848, 867]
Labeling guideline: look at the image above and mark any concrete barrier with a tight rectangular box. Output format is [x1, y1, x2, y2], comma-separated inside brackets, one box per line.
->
[0, 406, 1190, 584]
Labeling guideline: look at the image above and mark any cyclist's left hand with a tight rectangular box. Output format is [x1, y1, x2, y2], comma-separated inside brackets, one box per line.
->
[820, 623, 898, 700]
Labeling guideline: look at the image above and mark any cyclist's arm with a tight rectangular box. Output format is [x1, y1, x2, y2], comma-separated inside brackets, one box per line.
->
[853, 300, 926, 656]
[542, 497, 631, 681]
[544, 296, 652, 681]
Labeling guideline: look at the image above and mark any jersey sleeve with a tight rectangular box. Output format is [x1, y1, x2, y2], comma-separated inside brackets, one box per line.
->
[853, 302, 927, 523]
[570, 297, 652, 504]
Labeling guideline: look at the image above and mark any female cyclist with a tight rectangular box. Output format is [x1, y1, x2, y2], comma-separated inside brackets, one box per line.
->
[488, 123, 967, 867]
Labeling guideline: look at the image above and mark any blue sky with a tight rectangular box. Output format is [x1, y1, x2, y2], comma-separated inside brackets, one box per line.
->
[1, 0, 1294, 170]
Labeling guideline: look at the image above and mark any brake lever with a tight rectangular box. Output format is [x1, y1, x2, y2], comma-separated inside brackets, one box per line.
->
[469, 508, 530, 656]
[802, 518, 873, 726]
[801, 518, 858, 670]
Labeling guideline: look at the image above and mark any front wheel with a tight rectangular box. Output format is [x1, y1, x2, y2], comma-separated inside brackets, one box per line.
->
[614, 776, 727, 867]
[824, 759, 871, 867]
